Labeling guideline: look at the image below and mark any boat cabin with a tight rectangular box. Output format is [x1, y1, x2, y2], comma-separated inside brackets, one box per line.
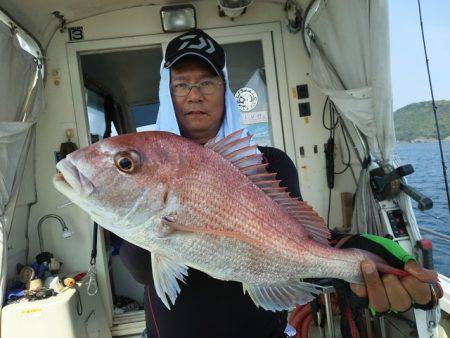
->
[0, 1, 448, 337]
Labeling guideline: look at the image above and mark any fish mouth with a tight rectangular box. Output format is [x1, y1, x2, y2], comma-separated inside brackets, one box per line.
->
[53, 159, 94, 197]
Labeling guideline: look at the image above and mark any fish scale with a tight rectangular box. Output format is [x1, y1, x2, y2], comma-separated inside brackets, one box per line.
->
[53, 130, 413, 311]
[178, 161, 300, 236]
[178, 175, 313, 255]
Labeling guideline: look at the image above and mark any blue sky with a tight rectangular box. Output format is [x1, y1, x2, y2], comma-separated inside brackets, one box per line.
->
[389, 0, 450, 110]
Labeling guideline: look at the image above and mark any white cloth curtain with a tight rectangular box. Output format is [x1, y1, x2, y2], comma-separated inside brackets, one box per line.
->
[0, 22, 44, 307]
[305, 0, 395, 234]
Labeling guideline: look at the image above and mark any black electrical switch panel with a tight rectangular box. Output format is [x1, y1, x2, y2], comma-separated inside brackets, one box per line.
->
[299, 146, 305, 157]
[387, 209, 409, 238]
[313, 145, 318, 154]
[299, 102, 311, 117]
[296, 84, 309, 99]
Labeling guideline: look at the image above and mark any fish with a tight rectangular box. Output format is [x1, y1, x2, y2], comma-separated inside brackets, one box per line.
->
[53, 130, 426, 311]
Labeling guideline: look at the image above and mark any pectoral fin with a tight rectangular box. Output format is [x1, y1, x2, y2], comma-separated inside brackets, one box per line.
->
[151, 253, 188, 309]
[242, 281, 321, 312]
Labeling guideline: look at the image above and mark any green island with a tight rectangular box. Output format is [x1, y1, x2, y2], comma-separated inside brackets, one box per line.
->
[394, 100, 450, 142]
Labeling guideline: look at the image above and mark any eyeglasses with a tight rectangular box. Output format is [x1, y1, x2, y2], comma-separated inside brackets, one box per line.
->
[170, 79, 224, 97]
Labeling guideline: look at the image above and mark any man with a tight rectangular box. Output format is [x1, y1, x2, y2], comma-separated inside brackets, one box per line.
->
[120, 29, 438, 338]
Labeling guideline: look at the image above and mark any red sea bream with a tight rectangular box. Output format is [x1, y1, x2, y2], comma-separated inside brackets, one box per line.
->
[53, 130, 413, 311]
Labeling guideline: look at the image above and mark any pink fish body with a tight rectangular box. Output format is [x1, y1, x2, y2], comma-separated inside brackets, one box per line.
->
[54, 130, 388, 311]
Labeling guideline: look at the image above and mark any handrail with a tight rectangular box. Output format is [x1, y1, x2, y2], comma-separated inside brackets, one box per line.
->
[418, 226, 450, 244]
[438, 273, 450, 314]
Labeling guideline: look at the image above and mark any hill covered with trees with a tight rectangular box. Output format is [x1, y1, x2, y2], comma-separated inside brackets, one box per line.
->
[394, 100, 450, 142]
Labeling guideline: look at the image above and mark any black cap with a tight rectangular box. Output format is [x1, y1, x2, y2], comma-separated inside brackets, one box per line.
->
[164, 29, 225, 75]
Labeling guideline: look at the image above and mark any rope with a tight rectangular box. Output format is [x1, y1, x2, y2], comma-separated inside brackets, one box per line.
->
[146, 285, 162, 338]
[75, 289, 83, 316]
[417, 0, 450, 211]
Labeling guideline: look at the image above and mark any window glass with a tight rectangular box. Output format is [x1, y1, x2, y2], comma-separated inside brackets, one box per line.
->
[223, 41, 272, 146]
[81, 46, 163, 140]
[85, 89, 118, 143]
[132, 103, 160, 132]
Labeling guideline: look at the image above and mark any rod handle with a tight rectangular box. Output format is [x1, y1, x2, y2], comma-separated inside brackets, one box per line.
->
[400, 183, 433, 211]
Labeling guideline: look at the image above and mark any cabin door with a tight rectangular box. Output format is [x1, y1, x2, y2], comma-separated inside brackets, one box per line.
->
[67, 22, 294, 327]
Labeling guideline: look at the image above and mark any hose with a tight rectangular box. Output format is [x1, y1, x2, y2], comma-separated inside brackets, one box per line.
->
[300, 313, 313, 338]
[289, 293, 359, 338]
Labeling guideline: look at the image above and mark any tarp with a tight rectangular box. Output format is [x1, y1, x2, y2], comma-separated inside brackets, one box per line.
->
[306, 0, 395, 161]
[0, 22, 44, 307]
[304, 0, 395, 234]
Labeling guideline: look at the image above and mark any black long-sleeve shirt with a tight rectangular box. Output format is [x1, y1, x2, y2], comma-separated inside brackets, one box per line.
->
[120, 146, 302, 338]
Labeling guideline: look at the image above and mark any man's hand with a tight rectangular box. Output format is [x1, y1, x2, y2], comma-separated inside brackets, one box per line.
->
[350, 260, 434, 313]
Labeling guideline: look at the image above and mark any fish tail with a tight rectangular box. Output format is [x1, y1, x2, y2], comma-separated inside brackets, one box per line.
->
[360, 250, 437, 282]
[376, 262, 410, 278]
[355, 248, 411, 278]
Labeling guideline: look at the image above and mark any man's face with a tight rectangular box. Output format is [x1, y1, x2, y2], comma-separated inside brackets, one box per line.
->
[170, 59, 225, 142]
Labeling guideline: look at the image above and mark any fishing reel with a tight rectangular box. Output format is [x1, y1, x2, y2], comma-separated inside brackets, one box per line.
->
[370, 163, 433, 211]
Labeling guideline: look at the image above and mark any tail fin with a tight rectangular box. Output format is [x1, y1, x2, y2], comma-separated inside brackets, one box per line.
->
[376, 262, 438, 284]
[376, 263, 410, 278]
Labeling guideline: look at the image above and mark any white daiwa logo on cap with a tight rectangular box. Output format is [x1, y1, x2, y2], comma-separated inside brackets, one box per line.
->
[178, 34, 216, 54]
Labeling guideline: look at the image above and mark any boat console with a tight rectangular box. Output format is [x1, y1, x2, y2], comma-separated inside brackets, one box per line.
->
[369, 163, 442, 337]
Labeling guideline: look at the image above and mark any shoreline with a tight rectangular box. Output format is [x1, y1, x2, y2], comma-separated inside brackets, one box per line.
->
[397, 138, 450, 144]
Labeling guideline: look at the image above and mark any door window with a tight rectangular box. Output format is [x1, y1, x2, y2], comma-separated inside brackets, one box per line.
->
[223, 41, 272, 146]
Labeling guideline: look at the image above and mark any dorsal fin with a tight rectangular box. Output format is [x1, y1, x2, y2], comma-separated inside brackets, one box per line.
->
[205, 129, 330, 242]
[240, 163, 268, 174]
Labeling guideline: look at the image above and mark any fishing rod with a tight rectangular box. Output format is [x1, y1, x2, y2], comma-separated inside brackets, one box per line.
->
[417, 0, 450, 211]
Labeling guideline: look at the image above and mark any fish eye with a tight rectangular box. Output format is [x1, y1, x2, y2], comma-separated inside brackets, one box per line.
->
[118, 157, 132, 171]
[114, 150, 141, 173]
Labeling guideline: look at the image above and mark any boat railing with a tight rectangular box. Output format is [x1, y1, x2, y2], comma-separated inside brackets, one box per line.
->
[418, 226, 450, 244]
[438, 273, 450, 314]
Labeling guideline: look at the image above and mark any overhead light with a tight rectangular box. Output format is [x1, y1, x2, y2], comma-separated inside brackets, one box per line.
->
[218, 0, 254, 19]
[160, 5, 197, 33]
